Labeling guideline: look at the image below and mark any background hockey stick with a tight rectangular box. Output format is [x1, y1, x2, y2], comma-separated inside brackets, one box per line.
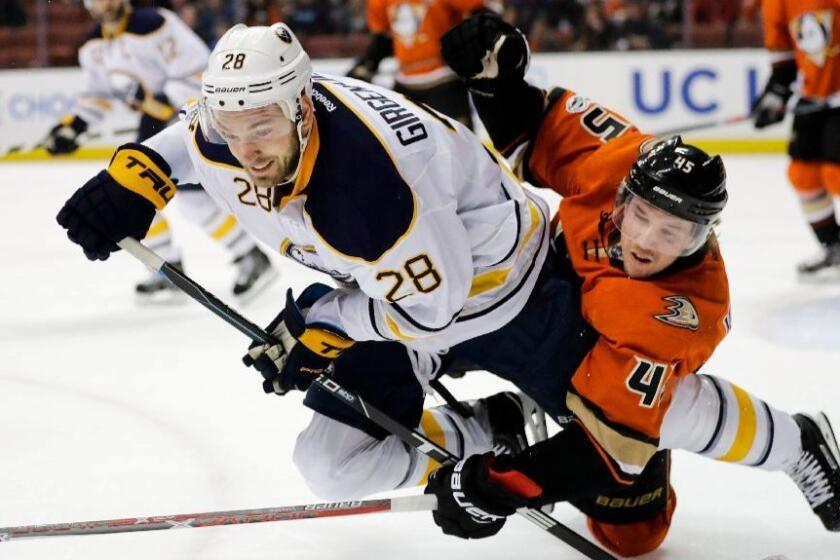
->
[654, 94, 840, 137]
[0, 495, 437, 542]
[116, 237, 617, 560]
[0, 127, 138, 158]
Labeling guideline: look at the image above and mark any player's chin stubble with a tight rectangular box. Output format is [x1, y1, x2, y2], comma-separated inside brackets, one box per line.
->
[249, 137, 301, 189]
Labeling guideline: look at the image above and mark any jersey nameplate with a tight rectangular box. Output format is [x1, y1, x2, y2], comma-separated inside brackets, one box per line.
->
[317, 77, 428, 146]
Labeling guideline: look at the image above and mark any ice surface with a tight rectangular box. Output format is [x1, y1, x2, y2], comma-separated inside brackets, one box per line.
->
[0, 156, 837, 559]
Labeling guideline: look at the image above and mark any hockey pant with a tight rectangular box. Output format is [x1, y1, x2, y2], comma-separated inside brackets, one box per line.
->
[787, 102, 840, 244]
[143, 184, 257, 263]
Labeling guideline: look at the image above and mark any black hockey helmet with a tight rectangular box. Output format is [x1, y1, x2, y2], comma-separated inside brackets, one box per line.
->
[612, 136, 727, 257]
[625, 136, 727, 226]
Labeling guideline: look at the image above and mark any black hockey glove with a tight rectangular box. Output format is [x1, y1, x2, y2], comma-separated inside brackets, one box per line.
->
[56, 169, 157, 261]
[347, 60, 377, 83]
[441, 13, 529, 97]
[243, 283, 354, 395]
[752, 61, 797, 129]
[44, 115, 88, 155]
[424, 453, 542, 539]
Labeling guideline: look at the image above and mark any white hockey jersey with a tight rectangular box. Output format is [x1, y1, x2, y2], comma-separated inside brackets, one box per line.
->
[141, 75, 549, 352]
[73, 8, 209, 126]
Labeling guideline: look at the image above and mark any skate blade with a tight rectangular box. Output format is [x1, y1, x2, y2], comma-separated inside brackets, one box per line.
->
[816, 412, 840, 467]
[797, 267, 840, 284]
[234, 267, 280, 304]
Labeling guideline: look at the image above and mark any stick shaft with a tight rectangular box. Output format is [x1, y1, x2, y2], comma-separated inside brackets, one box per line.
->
[0, 496, 437, 542]
[117, 238, 616, 560]
[653, 94, 840, 138]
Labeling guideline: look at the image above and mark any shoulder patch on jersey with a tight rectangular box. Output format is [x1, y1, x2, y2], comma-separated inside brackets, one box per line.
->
[565, 94, 591, 114]
[192, 122, 243, 169]
[654, 295, 699, 331]
[304, 82, 416, 263]
[125, 8, 166, 36]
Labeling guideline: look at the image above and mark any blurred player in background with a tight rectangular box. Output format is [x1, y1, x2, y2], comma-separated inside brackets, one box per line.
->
[346, 0, 503, 128]
[421, 14, 840, 555]
[753, 0, 840, 280]
[43, 0, 276, 302]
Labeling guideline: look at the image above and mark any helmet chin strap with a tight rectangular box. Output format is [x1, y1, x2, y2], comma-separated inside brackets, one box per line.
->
[276, 94, 312, 187]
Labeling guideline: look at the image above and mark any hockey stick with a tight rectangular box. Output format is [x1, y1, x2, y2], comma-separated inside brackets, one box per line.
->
[116, 237, 617, 560]
[654, 94, 840, 137]
[0, 495, 437, 542]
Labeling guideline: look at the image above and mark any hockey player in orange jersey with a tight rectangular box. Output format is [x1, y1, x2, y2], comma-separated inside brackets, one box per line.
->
[753, 0, 840, 278]
[421, 14, 840, 556]
[346, 0, 501, 127]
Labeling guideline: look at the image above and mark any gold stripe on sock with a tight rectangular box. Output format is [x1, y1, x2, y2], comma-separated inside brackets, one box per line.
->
[211, 215, 237, 240]
[719, 384, 758, 463]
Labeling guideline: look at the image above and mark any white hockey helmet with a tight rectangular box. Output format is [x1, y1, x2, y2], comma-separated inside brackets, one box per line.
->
[83, 0, 129, 11]
[200, 23, 313, 148]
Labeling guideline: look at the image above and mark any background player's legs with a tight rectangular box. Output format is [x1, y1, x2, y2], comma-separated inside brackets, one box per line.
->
[788, 107, 840, 278]
[177, 186, 277, 299]
[661, 374, 840, 530]
[571, 451, 676, 557]
[292, 342, 530, 500]
[135, 212, 184, 302]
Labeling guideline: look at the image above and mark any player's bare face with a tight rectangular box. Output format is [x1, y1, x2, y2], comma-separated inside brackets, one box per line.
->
[87, 0, 125, 24]
[619, 197, 696, 278]
[214, 105, 300, 188]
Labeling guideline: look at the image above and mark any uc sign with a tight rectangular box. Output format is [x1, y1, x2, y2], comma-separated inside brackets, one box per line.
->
[632, 67, 764, 115]
[7, 93, 75, 120]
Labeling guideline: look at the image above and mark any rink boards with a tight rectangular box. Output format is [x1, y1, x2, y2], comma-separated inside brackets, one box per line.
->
[0, 49, 789, 161]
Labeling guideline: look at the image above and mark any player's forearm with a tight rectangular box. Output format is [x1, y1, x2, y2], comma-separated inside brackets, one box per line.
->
[472, 80, 546, 156]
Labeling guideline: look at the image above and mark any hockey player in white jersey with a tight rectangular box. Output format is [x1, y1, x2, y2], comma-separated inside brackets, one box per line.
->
[44, 0, 276, 302]
[56, 22, 601, 500]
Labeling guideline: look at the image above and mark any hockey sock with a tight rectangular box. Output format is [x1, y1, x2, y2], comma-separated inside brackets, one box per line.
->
[402, 406, 494, 488]
[143, 212, 180, 262]
[660, 374, 802, 471]
[797, 189, 840, 246]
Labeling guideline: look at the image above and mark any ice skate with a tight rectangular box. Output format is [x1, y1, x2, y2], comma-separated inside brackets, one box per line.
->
[232, 246, 278, 301]
[797, 243, 840, 283]
[134, 261, 186, 305]
[788, 412, 840, 531]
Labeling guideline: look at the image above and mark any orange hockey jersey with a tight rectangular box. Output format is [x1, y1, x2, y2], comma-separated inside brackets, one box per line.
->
[367, 0, 490, 78]
[524, 89, 731, 477]
[762, 0, 840, 98]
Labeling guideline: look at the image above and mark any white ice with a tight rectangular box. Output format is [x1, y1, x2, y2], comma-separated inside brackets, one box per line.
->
[0, 156, 838, 560]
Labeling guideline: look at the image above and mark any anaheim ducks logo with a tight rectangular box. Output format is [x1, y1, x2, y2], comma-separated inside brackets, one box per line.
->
[655, 296, 699, 331]
[389, 2, 429, 46]
[790, 10, 836, 67]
